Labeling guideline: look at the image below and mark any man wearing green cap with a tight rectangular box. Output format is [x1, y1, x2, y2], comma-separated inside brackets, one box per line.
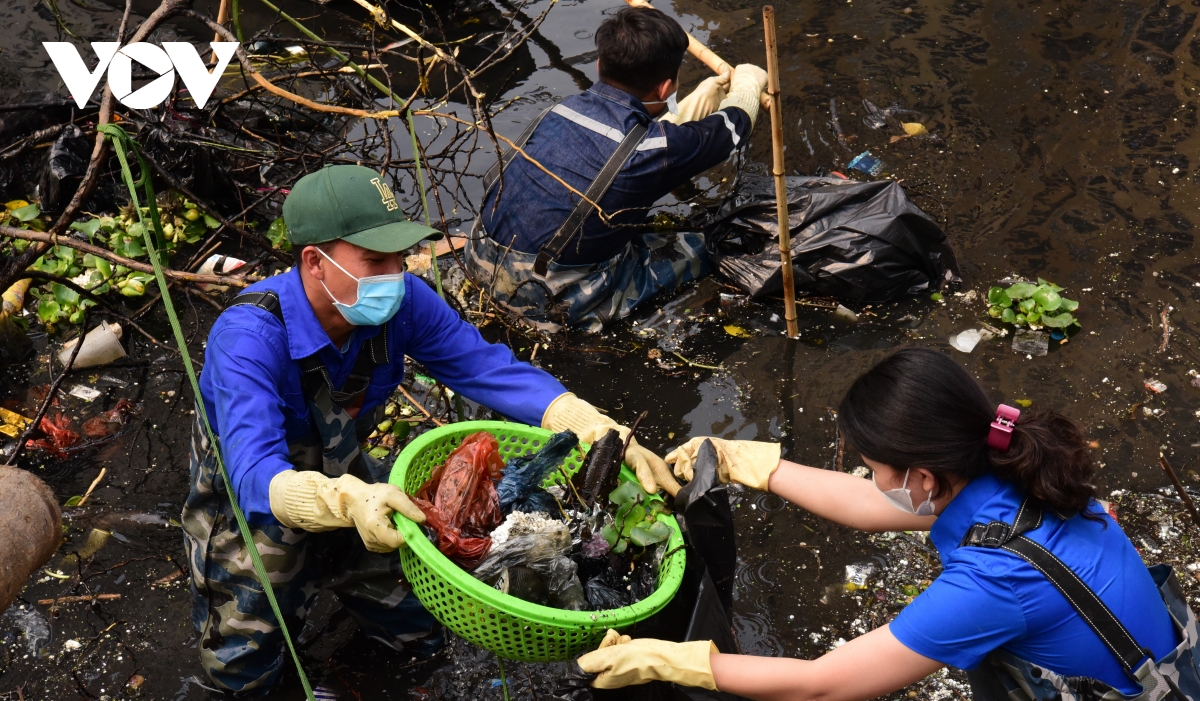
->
[181, 165, 677, 693]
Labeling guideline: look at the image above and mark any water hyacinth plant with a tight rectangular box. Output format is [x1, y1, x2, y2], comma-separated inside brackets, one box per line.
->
[988, 279, 1079, 329]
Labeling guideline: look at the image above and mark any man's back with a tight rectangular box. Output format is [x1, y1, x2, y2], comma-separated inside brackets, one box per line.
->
[481, 82, 750, 265]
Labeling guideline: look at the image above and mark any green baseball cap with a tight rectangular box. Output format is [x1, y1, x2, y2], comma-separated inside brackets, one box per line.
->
[283, 165, 440, 252]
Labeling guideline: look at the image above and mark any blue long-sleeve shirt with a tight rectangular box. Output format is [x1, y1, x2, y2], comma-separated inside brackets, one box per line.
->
[481, 81, 751, 265]
[198, 268, 567, 524]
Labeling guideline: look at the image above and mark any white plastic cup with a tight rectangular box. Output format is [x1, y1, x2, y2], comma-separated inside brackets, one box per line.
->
[197, 254, 246, 292]
[59, 321, 126, 368]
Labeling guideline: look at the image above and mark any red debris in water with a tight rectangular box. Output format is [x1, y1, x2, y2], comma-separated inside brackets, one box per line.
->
[81, 399, 142, 438]
[25, 412, 80, 457]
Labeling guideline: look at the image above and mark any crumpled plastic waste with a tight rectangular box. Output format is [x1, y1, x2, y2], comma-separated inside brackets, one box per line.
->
[549, 662, 598, 701]
[949, 328, 995, 354]
[412, 431, 505, 567]
[491, 510, 560, 546]
[630, 542, 664, 603]
[497, 430, 578, 513]
[81, 399, 142, 438]
[705, 175, 961, 303]
[1, 605, 51, 657]
[26, 412, 80, 457]
[473, 521, 586, 610]
[584, 573, 630, 610]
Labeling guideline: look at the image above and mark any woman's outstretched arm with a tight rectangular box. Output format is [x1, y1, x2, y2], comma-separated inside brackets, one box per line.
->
[767, 460, 936, 532]
[711, 624, 944, 701]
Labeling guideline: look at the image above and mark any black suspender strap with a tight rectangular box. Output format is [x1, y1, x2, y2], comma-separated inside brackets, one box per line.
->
[961, 499, 1153, 678]
[227, 290, 389, 407]
[532, 121, 649, 276]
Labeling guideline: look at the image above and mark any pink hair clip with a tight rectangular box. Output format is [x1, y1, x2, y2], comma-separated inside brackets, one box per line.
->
[987, 405, 1021, 451]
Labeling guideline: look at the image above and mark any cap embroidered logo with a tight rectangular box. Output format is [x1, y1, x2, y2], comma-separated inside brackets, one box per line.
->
[370, 177, 399, 212]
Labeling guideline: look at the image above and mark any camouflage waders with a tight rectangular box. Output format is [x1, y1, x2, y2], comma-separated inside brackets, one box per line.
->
[962, 500, 1200, 701]
[465, 227, 709, 335]
[182, 291, 441, 693]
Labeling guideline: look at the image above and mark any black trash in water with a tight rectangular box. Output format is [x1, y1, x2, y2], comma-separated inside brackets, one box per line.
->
[705, 175, 960, 303]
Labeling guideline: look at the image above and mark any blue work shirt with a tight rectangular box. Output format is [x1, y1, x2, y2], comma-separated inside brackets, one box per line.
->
[481, 81, 751, 265]
[891, 473, 1177, 692]
[198, 268, 567, 525]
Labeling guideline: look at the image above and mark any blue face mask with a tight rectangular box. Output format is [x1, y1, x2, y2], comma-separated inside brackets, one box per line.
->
[317, 248, 405, 326]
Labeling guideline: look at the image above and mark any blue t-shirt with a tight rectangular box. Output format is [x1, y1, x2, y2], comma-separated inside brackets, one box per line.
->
[891, 474, 1177, 692]
[198, 269, 568, 525]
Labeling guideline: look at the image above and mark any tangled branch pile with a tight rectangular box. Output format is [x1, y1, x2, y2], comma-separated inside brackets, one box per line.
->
[0, 0, 559, 344]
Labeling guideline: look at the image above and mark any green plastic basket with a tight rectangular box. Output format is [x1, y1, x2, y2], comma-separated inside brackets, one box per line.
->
[389, 420, 686, 662]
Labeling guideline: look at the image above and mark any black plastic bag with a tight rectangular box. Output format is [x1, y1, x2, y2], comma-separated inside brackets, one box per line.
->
[673, 440, 737, 616]
[37, 125, 90, 215]
[705, 175, 960, 303]
[498, 430, 578, 514]
[585, 576, 630, 610]
[550, 662, 599, 701]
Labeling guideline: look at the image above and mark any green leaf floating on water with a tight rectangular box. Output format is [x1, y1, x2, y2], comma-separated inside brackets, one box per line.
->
[1001, 308, 1018, 324]
[11, 203, 40, 222]
[1041, 312, 1078, 328]
[1006, 282, 1037, 299]
[1019, 298, 1037, 313]
[988, 287, 1012, 307]
[1060, 298, 1079, 312]
[1032, 285, 1061, 311]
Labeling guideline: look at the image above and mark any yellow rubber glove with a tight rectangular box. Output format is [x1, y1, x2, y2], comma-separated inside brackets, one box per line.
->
[578, 629, 718, 690]
[664, 437, 781, 491]
[719, 63, 768, 129]
[268, 470, 426, 553]
[660, 69, 730, 125]
[542, 393, 681, 496]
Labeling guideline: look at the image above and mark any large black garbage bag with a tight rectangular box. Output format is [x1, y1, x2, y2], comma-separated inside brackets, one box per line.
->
[705, 175, 960, 302]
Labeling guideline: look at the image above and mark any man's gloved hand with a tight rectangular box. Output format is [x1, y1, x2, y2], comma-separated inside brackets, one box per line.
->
[660, 69, 730, 125]
[578, 628, 718, 690]
[542, 393, 681, 496]
[718, 63, 769, 129]
[269, 470, 426, 552]
[665, 436, 781, 491]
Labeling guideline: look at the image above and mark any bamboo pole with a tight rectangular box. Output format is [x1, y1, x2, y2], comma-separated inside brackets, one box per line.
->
[1159, 454, 1200, 530]
[624, 0, 770, 109]
[213, 0, 229, 45]
[763, 6, 798, 338]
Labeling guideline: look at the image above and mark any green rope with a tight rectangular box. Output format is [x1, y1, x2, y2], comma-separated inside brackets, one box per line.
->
[406, 111, 442, 299]
[231, 0, 244, 43]
[497, 657, 511, 701]
[99, 124, 315, 701]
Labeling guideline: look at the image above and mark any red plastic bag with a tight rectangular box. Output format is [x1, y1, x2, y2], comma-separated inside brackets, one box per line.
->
[81, 399, 142, 438]
[413, 431, 505, 567]
[26, 413, 80, 457]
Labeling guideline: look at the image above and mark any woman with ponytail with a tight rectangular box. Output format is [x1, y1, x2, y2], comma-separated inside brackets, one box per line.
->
[577, 347, 1200, 701]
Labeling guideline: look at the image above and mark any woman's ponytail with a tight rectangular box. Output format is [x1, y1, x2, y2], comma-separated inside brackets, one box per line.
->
[987, 407, 1098, 518]
[838, 348, 1100, 518]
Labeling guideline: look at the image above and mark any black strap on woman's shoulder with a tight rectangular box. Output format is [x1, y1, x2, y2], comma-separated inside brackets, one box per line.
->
[960, 498, 1152, 677]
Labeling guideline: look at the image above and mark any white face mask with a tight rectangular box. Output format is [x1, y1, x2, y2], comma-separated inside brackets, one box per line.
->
[873, 468, 937, 516]
[643, 90, 678, 115]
